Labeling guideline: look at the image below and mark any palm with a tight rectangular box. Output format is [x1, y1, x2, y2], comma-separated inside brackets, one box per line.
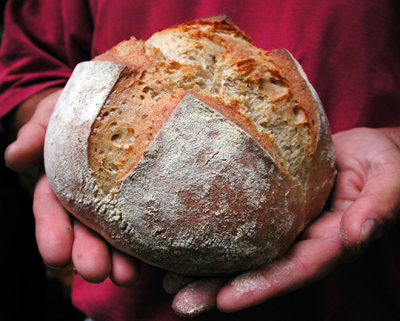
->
[169, 127, 400, 316]
[6, 89, 141, 286]
[6, 91, 399, 316]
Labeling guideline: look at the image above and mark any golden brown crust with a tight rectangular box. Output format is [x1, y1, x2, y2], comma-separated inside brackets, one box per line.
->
[44, 17, 336, 276]
[267, 49, 333, 223]
[267, 48, 336, 224]
[173, 15, 253, 43]
[90, 17, 321, 192]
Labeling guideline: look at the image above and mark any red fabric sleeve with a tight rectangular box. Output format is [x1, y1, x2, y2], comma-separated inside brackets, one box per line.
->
[0, 0, 93, 118]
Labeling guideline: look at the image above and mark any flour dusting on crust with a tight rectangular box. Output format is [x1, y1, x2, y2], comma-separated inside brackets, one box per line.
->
[44, 17, 336, 276]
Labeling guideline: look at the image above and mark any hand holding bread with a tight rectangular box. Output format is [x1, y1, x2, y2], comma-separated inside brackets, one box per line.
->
[6, 14, 399, 318]
[168, 127, 400, 316]
[44, 16, 336, 276]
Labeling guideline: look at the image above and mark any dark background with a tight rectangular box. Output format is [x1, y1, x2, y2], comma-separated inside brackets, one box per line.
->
[0, 1, 85, 319]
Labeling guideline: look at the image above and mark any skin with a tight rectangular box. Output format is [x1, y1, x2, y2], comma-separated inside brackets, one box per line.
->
[4, 89, 400, 315]
[168, 127, 400, 316]
[5, 88, 140, 286]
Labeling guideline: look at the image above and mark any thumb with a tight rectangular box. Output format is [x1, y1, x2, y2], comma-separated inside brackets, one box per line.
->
[5, 89, 62, 171]
[5, 121, 48, 171]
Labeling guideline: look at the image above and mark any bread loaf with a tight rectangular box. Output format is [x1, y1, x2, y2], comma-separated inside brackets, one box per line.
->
[44, 16, 336, 276]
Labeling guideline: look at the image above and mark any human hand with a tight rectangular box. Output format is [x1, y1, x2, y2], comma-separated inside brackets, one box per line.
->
[4, 88, 140, 286]
[165, 127, 400, 316]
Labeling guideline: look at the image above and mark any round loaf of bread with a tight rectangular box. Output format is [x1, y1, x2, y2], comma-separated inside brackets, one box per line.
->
[44, 16, 336, 276]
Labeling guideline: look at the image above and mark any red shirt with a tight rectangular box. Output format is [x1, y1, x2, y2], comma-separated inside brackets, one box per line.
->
[1, 0, 400, 320]
[2, 0, 400, 133]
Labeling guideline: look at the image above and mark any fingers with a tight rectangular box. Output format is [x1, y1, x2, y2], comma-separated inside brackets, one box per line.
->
[217, 210, 346, 313]
[218, 246, 341, 312]
[33, 172, 73, 268]
[72, 219, 142, 286]
[335, 129, 400, 254]
[109, 248, 142, 287]
[5, 121, 47, 171]
[172, 228, 342, 317]
[170, 128, 400, 316]
[163, 271, 197, 295]
[34, 173, 141, 285]
[5, 89, 62, 172]
[72, 219, 112, 283]
[170, 213, 347, 316]
[7, 87, 142, 286]
[217, 262, 292, 313]
[172, 277, 228, 317]
[340, 169, 400, 253]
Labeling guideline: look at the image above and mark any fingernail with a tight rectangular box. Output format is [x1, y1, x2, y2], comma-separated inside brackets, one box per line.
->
[78, 274, 91, 283]
[357, 219, 377, 254]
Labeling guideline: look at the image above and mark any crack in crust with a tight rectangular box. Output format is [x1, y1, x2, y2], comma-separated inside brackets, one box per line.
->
[45, 16, 336, 276]
[89, 17, 316, 194]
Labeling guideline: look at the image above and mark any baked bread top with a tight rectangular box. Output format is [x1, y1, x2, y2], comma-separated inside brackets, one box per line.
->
[44, 16, 336, 275]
